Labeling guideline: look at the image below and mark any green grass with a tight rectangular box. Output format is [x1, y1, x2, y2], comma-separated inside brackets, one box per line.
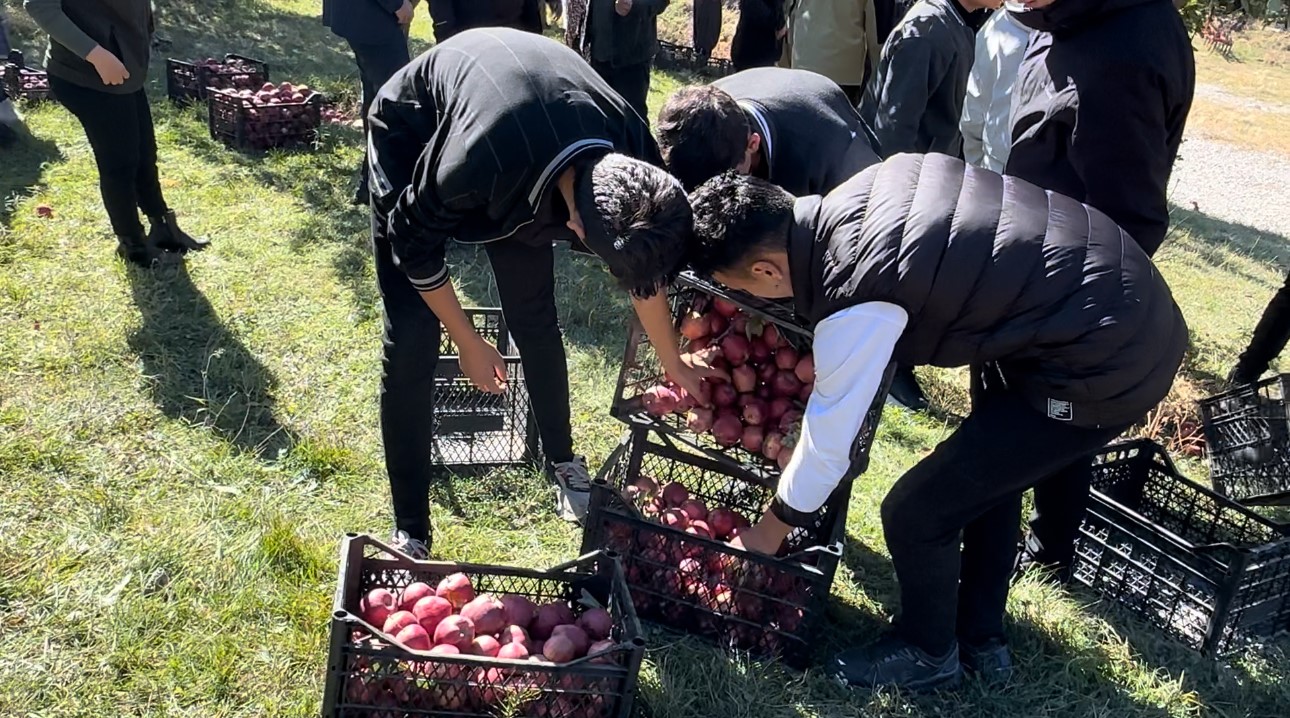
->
[1, 1, 1289, 716]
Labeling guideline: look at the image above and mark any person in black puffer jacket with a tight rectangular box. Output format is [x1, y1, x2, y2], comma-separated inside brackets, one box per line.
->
[685, 154, 1187, 691]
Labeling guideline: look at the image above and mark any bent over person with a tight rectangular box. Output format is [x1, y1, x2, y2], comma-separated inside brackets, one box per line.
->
[686, 155, 1187, 690]
[366, 29, 704, 556]
[656, 67, 879, 193]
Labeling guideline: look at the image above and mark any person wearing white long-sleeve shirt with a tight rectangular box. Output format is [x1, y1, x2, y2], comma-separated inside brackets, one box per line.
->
[959, 10, 1032, 172]
[683, 156, 1185, 691]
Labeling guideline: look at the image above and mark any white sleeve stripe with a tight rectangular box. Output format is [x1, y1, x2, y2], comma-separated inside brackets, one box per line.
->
[776, 302, 908, 514]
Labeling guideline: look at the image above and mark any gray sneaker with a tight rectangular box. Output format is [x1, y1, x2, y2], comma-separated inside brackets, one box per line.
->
[388, 530, 430, 560]
[552, 456, 592, 524]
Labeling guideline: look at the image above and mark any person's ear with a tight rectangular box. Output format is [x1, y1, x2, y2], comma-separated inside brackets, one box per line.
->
[739, 133, 761, 173]
[749, 258, 783, 283]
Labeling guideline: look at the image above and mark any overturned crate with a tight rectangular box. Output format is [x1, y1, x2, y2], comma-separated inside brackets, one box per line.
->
[1199, 374, 1290, 506]
[433, 308, 540, 473]
[323, 533, 646, 717]
[1072, 439, 1290, 656]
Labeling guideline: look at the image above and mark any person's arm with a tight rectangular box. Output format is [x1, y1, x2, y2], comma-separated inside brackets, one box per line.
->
[1069, 63, 1173, 255]
[371, 111, 509, 392]
[866, 29, 946, 158]
[632, 294, 726, 404]
[733, 302, 906, 554]
[23, 0, 98, 59]
[959, 31, 994, 169]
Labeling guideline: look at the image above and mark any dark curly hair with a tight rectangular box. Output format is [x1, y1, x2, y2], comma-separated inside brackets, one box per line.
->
[575, 154, 693, 298]
[656, 85, 751, 191]
[688, 171, 794, 277]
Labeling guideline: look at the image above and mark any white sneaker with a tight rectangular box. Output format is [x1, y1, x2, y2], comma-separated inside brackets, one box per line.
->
[552, 456, 592, 524]
[388, 530, 430, 560]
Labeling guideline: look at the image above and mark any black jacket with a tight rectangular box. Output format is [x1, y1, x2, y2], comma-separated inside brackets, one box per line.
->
[858, 0, 975, 158]
[322, 0, 406, 45]
[790, 154, 1187, 429]
[731, 0, 783, 70]
[25, 0, 153, 94]
[583, 0, 668, 68]
[429, 0, 543, 42]
[712, 68, 880, 196]
[367, 29, 661, 293]
[1005, 0, 1194, 257]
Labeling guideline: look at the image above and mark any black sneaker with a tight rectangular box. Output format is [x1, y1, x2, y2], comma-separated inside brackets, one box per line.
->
[887, 365, 930, 412]
[960, 637, 1013, 686]
[832, 634, 962, 692]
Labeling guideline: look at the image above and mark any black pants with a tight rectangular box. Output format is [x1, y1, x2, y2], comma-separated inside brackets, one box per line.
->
[373, 217, 575, 543]
[48, 76, 168, 237]
[881, 367, 1127, 655]
[347, 37, 411, 188]
[1233, 271, 1290, 384]
[592, 61, 650, 124]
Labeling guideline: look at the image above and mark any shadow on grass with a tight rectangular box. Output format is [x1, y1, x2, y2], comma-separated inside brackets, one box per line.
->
[126, 258, 295, 457]
[0, 129, 61, 228]
[1168, 203, 1290, 285]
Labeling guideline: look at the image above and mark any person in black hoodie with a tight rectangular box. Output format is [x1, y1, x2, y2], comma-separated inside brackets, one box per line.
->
[685, 155, 1187, 690]
[730, 0, 785, 71]
[1007, 0, 1194, 258]
[1005, 0, 1194, 579]
[366, 29, 707, 557]
[655, 67, 879, 192]
[578, 0, 669, 120]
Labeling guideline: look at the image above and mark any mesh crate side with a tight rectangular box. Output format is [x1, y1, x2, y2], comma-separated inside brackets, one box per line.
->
[431, 356, 537, 468]
[1199, 375, 1290, 504]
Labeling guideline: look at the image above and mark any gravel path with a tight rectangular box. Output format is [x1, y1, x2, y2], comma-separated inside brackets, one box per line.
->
[1194, 83, 1290, 115]
[1169, 136, 1290, 240]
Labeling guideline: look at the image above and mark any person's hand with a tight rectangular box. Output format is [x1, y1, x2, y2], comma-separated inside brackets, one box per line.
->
[86, 46, 130, 86]
[615, 0, 633, 16]
[729, 512, 792, 555]
[776, 25, 789, 40]
[665, 351, 728, 405]
[458, 335, 508, 394]
[395, 0, 415, 25]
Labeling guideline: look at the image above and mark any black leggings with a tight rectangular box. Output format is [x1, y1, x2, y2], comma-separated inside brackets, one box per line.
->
[882, 366, 1127, 655]
[48, 76, 168, 237]
[373, 215, 575, 543]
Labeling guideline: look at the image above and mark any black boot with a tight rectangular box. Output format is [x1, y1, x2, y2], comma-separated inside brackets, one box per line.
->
[115, 232, 161, 268]
[148, 211, 210, 253]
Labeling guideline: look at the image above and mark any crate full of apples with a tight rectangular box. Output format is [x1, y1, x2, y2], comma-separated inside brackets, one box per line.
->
[207, 82, 322, 152]
[613, 272, 824, 476]
[2, 53, 54, 103]
[581, 429, 852, 668]
[323, 534, 645, 718]
[166, 53, 269, 103]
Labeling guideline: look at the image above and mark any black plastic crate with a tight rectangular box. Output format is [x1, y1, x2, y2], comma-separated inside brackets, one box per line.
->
[581, 429, 851, 668]
[207, 86, 322, 152]
[1071, 440, 1290, 656]
[433, 308, 540, 471]
[1199, 375, 1290, 505]
[324, 533, 646, 718]
[166, 53, 269, 103]
[2, 53, 54, 103]
[611, 272, 887, 480]
[652, 41, 734, 78]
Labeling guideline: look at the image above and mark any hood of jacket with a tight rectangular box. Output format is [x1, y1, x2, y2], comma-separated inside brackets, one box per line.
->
[1010, 0, 1158, 33]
